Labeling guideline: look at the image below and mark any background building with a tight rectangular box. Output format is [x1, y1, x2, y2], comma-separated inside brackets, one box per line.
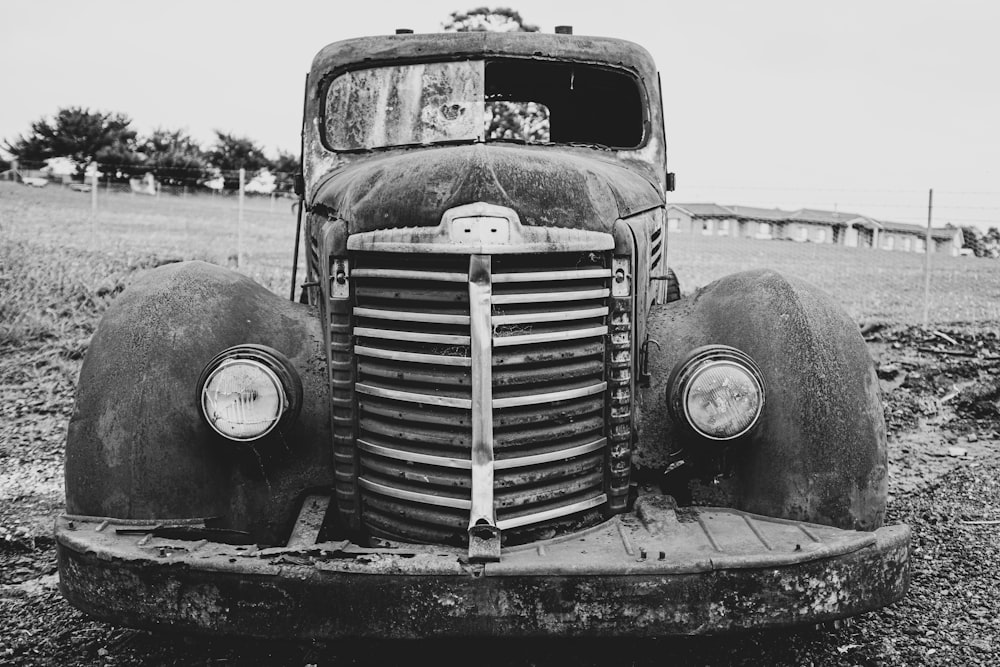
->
[666, 203, 963, 256]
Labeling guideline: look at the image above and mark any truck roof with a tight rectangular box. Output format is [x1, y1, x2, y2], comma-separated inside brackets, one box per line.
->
[309, 32, 658, 82]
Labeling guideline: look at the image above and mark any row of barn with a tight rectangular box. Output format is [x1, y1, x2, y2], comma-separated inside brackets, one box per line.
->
[666, 204, 964, 256]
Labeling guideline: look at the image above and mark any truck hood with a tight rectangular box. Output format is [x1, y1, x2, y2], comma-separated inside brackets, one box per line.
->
[310, 144, 662, 234]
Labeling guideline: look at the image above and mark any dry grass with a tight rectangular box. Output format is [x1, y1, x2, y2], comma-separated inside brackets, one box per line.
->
[0, 182, 302, 355]
[3, 181, 1000, 365]
[667, 232, 1000, 326]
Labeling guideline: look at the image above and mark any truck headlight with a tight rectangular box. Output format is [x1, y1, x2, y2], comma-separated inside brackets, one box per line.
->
[668, 346, 765, 441]
[197, 345, 301, 442]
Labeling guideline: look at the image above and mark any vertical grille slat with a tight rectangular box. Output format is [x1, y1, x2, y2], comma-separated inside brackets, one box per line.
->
[354, 250, 615, 546]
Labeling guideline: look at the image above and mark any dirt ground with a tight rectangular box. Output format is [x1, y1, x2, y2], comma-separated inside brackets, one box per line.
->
[2, 324, 1000, 665]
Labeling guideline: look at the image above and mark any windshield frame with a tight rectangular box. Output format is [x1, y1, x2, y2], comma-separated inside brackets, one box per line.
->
[318, 54, 650, 154]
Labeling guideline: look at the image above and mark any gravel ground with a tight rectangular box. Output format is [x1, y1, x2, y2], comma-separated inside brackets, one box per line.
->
[2, 326, 1000, 665]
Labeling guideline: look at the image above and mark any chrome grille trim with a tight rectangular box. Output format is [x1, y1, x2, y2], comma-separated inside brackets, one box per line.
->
[494, 438, 607, 470]
[347, 202, 616, 255]
[359, 478, 471, 510]
[492, 288, 610, 305]
[354, 327, 471, 345]
[492, 306, 609, 325]
[355, 383, 473, 409]
[492, 382, 607, 409]
[492, 268, 611, 283]
[468, 253, 499, 558]
[353, 240, 614, 548]
[353, 307, 471, 325]
[496, 494, 607, 530]
[351, 268, 468, 282]
[492, 326, 609, 348]
[359, 439, 472, 469]
[354, 345, 472, 367]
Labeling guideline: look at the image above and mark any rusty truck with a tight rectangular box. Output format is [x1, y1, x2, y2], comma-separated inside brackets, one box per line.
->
[56, 28, 910, 637]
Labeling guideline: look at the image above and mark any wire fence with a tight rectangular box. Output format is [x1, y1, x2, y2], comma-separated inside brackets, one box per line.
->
[2, 157, 297, 196]
[1, 160, 304, 277]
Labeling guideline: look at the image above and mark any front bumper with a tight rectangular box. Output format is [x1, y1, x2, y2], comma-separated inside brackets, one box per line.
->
[56, 496, 910, 638]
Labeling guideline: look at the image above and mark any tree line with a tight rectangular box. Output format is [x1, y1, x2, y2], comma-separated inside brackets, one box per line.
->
[0, 8, 539, 193]
[959, 226, 1000, 258]
[2, 107, 297, 191]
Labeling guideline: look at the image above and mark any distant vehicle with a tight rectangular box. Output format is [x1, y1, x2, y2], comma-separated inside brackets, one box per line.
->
[67, 182, 91, 193]
[245, 169, 277, 194]
[57, 28, 910, 639]
[21, 176, 48, 187]
[202, 175, 225, 191]
[129, 173, 158, 196]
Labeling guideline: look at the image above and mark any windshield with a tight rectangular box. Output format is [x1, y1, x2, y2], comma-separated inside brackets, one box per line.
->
[324, 59, 643, 151]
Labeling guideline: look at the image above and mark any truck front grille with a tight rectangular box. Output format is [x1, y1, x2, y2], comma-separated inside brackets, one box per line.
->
[353, 251, 611, 545]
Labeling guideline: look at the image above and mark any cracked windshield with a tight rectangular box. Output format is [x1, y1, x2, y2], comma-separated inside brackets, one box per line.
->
[325, 59, 642, 150]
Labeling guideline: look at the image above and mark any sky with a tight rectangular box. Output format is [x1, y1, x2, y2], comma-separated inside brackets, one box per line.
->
[3, 0, 999, 230]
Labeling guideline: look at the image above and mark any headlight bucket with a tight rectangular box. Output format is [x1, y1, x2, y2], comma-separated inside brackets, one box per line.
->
[667, 345, 765, 441]
[197, 345, 303, 442]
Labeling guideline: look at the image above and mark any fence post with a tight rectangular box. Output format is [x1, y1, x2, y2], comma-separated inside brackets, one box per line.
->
[237, 168, 246, 269]
[922, 188, 933, 328]
[91, 168, 99, 214]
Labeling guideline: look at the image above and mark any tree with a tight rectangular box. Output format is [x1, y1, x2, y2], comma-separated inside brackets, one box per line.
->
[983, 227, 1000, 259]
[141, 129, 210, 187]
[4, 107, 136, 176]
[269, 150, 299, 193]
[960, 226, 985, 257]
[208, 131, 271, 190]
[442, 8, 548, 142]
[95, 142, 146, 182]
[443, 6, 538, 32]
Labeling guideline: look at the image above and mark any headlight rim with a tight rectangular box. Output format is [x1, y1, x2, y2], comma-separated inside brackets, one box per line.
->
[667, 345, 766, 442]
[196, 344, 303, 443]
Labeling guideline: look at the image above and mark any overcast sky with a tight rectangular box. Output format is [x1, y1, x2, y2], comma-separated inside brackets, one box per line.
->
[3, 0, 998, 229]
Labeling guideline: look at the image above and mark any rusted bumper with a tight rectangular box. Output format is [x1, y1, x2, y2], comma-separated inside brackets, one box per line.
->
[56, 499, 910, 638]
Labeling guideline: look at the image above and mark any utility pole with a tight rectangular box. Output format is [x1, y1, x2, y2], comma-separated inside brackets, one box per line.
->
[922, 189, 933, 328]
[237, 168, 246, 269]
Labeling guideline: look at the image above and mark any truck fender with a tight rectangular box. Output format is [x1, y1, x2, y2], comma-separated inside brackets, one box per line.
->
[636, 268, 886, 530]
[65, 261, 332, 544]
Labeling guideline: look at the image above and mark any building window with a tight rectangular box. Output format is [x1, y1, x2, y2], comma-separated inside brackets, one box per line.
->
[798, 226, 808, 242]
[903, 237, 912, 252]
[718, 219, 730, 235]
[667, 217, 679, 231]
[885, 236, 894, 250]
[816, 229, 827, 243]
[757, 222, 772, 238]
[701, 220, 712, 235]
[916, 238, 926, 253]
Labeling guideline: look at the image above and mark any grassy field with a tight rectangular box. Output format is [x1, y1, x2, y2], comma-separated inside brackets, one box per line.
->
[0, 181, 301, 294]
[3, 180, 1000, 346]
[668, 232, 1000, 326]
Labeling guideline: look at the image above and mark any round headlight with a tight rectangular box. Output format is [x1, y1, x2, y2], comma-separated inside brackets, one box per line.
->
[668, 346, 765, 441]
[198, 346, 300, 442]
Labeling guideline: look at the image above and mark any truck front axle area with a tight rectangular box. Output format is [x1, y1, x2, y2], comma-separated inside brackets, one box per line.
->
[56, 496, 910, 638]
